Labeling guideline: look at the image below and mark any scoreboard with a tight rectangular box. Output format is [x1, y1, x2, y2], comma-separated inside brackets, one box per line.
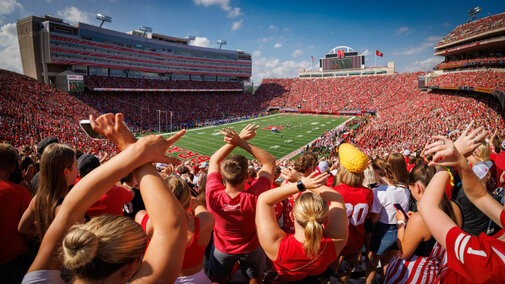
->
[320, 49, 364, 71]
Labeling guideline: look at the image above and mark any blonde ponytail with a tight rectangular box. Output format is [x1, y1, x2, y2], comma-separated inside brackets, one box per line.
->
[292, 192, 329, 258]
[62, 227, 99, 269]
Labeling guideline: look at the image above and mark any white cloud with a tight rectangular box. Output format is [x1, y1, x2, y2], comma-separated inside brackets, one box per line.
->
[252, 55, 310, 84]
[193, 0, 242, 18]
[395, 26, 413, 36]
[0, 22, 22, 73]
[0, 0, 23, 24]
[252, 50, 262, 57]
[292, 49, 303, 58]
[361, 49, 371, 56]
[190, 36, 210, 47]
[261, 36, 273, 42]
[273, 43, 282, 48]
[283, 27, 291, 32]
[269, 24, 277, 30]
[231, 19, 243, 31]
[402, 57, 443, 72]
[396, 35, 443, 55]
[56, 6, 92, 24]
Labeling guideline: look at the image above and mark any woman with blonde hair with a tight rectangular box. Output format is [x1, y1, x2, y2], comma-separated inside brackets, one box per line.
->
[135, 175, 215, 284]
[256, 172, 348, 283]
[22, 113, 188, 284]
[19, 143, 78, 238]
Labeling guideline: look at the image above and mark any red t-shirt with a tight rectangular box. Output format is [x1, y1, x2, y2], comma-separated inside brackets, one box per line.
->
[332, 183, 373, 255]
[271, 182, 283, 220]
[441, 210, 505, 283]
[86, 186, 132, 217]
[272, 234, 337, 282]
[490, 152, 504, 188]
[0, 180, 32, 264]
[206, 171, 270, 254]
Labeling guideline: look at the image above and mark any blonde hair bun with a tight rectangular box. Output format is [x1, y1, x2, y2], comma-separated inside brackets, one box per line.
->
[62, 226, 99, 269]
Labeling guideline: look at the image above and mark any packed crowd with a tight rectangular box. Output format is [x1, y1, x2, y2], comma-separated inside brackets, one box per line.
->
[84, 76, 243, 90]
[426, 70, 505, 92]
[434, 56, 505, 70]
[435, 12, 505, 47]
[2, 111, 505, 284]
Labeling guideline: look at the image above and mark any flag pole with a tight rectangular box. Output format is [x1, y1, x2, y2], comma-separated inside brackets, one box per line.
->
[375, 51, 376, 68]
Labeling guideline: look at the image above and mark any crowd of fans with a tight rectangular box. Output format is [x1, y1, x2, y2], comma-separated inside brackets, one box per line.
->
[435, 12, 505, 47]
[84, 76, 243, 90]
[434, 56, 505, 70]
[426, 70, 505, 92]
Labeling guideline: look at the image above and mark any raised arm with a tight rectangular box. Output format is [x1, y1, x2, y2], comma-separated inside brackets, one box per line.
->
[222, 126, 276, 183]
[256, 172, 329, 260]
[426, 136, 504, 228]
[208, 123, 259, 174]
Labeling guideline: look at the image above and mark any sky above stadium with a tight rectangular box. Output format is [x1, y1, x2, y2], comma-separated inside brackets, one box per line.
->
[1, 0, 504, 84]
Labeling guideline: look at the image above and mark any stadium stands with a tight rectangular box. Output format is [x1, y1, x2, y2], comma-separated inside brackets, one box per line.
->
[434, 56, 505, 70]
[435, 12, 505, 47]
[84, 76, 243, 90]
[426, 70, 505, 92]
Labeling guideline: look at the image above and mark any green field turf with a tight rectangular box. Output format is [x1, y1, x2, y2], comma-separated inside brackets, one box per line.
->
[161, 113, 351, 162]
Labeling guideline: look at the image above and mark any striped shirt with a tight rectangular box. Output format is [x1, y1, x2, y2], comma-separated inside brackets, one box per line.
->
[384, 241, 445, 284]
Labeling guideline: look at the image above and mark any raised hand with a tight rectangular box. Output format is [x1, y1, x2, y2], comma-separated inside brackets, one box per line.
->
[300, 172, 329, 190]
[281, 167, 301, 183]
[220, 127, 243, 146]
[424, 136, 467, 168]
[135, 130, 186, 165]
[453, 120, 488, 157]
[239, 123, 259, 141]
[90, 113, 136, 151]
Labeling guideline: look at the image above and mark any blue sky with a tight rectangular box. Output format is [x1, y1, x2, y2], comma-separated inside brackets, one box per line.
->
[0, 0, 504, 84]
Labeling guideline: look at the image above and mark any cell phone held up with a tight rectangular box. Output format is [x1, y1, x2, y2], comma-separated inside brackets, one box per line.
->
[79, 120, 106, 140]
[393, 203, 409, 221]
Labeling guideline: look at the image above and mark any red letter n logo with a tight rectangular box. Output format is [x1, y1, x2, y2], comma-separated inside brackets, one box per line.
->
[337, 49, 345, 58]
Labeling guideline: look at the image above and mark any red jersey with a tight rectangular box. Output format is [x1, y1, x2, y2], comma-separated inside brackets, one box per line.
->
[272, 234, 337, 283]
[86, 186, 132, 217]
[271, 182, 283, 220]
[206, 172, 270, 254]
[385, 241, 445, 284]
[0, 180, 32, 264]
[438, 210, 505, 283]
[332, 183, 373, 255]
[282, 192, 302, 234]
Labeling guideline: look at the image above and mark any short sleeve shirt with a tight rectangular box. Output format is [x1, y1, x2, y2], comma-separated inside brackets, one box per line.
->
[370, 185, 410, 224]
[86, 186, 132, 218]
[444, 210, 505, 283]
[206, 172, 270, 254]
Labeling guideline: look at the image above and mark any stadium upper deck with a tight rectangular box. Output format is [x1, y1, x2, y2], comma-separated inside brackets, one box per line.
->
[17, 15, 251, 87]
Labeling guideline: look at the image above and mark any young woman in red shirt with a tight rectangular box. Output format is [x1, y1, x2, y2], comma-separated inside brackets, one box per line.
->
[255, 172, 348, 283]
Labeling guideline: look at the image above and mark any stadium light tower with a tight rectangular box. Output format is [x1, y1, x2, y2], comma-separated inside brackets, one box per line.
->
[467, 7, 481, 23]
[217, 40, 227, 49]
[185, 35, 196, 44]
[96, 14, 112, 28]
[139, 26, 152, 37]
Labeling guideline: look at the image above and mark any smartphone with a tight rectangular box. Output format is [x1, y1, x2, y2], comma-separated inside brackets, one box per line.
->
[79, 120, 106, 140]
[393, 203, 409, 221]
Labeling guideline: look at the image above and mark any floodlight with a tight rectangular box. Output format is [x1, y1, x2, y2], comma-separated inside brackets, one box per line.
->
[467, 6, 481, 23]
[217, 40, 227, 49]
[185, 35, 196, 43]
[96, 14, 112, 28]
[139, 26, 152, 37]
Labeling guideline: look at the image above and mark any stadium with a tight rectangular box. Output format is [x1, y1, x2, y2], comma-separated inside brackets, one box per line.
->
[1, 5, 505, 284]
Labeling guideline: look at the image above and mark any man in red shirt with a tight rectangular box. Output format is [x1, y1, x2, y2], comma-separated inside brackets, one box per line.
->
[0, 143, 33, 283]
[206, 124, 275, 283]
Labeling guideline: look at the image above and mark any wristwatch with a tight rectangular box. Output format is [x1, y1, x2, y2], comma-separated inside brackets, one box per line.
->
[296, 181, 306, 192]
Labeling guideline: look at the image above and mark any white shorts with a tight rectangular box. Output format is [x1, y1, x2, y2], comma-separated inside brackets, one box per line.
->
[174, 269, 211, 284]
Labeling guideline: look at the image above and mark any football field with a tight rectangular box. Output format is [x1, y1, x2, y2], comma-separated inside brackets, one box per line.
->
[160, 113, 351, 162]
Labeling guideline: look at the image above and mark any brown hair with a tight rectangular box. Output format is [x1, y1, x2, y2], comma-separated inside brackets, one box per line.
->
[292, 192, 329, 258]
[372, 158, 398, 185]
[0, 143, 18, 172]
[338, 165, 365, 187]
[388, 152, 409, 185]
[35, 143, 76, 237]
[293, 152, 318, 173]
[220, 155, 248, 186]
[196, 171, 208, 206]
[165, 175, 191, 210]
[62, 215, 147, 280]
[410, 164, 457, 222]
